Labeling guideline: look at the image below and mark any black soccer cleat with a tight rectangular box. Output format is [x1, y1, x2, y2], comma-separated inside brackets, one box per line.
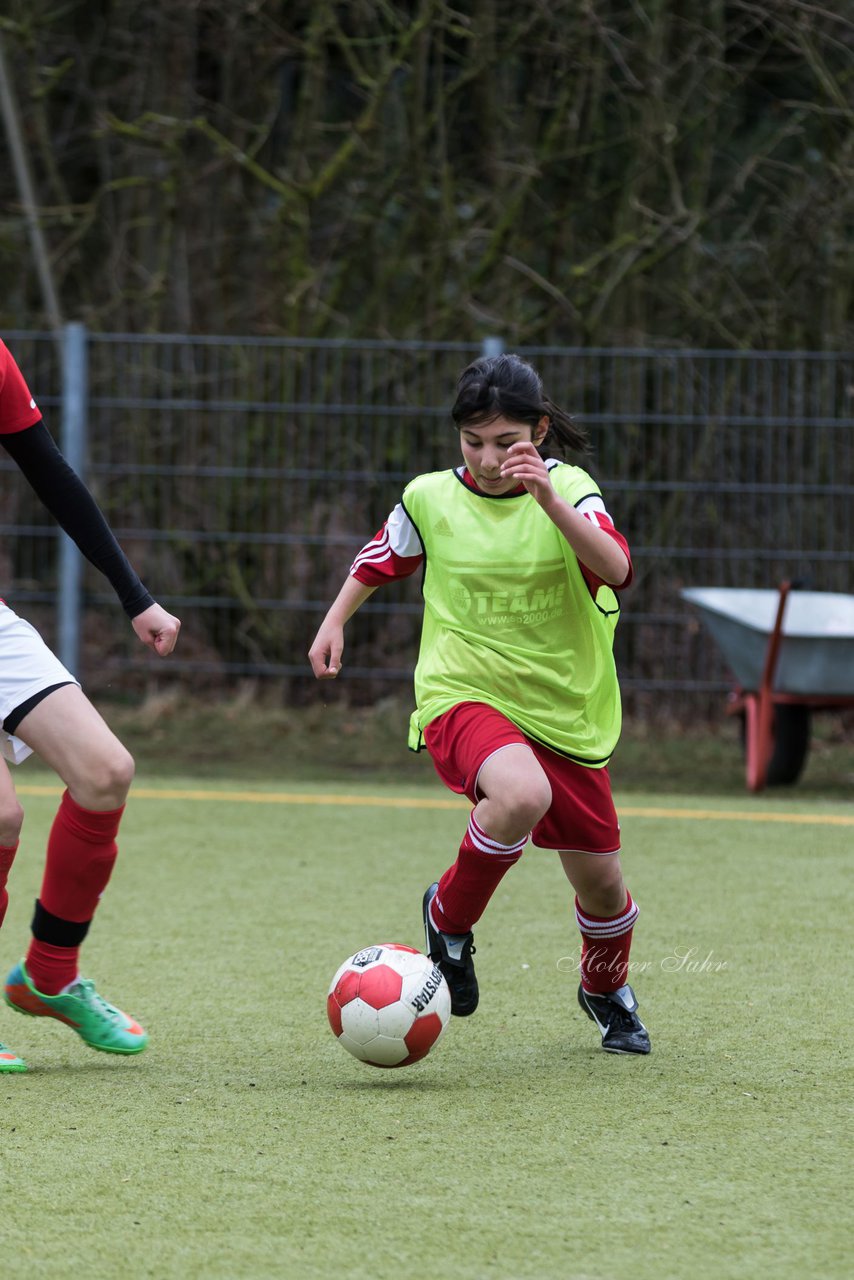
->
[578, 982, 651, 1055]
[423, 883, 479, 1017]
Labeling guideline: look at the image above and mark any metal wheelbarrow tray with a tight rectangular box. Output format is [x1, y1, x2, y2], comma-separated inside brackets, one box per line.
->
[681, 583, 854, 791]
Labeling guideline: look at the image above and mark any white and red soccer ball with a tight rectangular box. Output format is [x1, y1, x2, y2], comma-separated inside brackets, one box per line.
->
[327, 943, 451, 1068]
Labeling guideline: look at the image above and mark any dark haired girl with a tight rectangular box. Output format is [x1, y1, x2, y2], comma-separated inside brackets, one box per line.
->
[310, 354, 650, 1054]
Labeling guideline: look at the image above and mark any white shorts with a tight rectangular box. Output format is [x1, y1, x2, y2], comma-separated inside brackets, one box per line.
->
[0, 602, 79, 765]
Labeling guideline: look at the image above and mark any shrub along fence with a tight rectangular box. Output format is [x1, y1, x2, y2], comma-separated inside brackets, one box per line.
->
[2, 327, 852, 720]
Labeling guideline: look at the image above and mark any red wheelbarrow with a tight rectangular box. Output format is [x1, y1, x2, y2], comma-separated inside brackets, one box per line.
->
[682, 582, 854, 792]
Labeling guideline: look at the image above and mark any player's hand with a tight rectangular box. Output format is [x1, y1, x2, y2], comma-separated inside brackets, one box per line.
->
[132, 603, 181, 656]
[500, 441, 554, 506]
[308, 623, 344, 679]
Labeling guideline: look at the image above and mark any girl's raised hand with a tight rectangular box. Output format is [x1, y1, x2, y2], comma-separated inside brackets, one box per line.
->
[500, 442, 554, 506]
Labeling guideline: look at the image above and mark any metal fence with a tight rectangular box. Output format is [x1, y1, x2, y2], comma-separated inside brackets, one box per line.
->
[2, 327, 852, 719]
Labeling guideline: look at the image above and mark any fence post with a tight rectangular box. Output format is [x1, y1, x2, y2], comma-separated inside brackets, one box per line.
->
[481, 336, 505, 357]
[58, 322, 88, 676]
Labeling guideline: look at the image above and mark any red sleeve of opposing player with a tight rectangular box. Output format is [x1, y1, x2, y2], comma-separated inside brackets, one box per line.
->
[578, 515, 633, 594]
[351, 504, 423, 585]
[0, 341, 41, 434]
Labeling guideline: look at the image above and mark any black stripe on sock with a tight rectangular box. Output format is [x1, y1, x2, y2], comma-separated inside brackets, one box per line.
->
[31, 900, 91, 947]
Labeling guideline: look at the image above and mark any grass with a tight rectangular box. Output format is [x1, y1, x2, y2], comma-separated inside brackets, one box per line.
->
[1, 759, 852, 1278]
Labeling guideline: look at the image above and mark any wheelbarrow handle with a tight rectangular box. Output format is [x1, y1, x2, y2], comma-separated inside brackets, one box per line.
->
[747, 580, 792, 791]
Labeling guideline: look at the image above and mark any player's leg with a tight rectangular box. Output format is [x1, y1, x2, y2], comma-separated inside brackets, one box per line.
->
[560, 847, 649, 1054]
[559, 847, 637, 992]
[530, 748, 650, 1054]
[3, 685, 147, 1055]
[434, 742, 551, 934]
[422, 703, 551, 1015]
[0, 756, 24, 932]
[15, 683, 134, 986]
[18, 682, 134, 808]
[0, 758, 27, 1072]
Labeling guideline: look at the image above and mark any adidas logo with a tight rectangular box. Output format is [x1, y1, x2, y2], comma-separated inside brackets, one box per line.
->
[434, 517, 453, 537]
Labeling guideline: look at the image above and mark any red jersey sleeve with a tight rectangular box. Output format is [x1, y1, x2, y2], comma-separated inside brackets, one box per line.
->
[350, 502, 423, 586]
[575, 496, 633, 594]
[0, 341, 41, 434]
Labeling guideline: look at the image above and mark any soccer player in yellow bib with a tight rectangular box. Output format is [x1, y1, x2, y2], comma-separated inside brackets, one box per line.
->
[309, 353, 649, 1054]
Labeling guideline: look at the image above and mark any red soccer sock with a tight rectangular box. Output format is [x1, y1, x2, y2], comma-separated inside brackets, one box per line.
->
[24, 939, 81, 996]
[25, 790, 124, 995]
[431, 812, 528, 935]
[0, 842, 19, 930]
[575, 891, 639, 995]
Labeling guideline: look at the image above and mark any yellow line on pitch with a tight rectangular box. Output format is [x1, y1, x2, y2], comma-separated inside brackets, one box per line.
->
[13, 783, 854, 825]
[15, 784, 465, 810]
[618, 805, 854, 827]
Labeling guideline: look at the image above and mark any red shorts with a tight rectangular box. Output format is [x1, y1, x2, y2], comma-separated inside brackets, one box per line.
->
[423, 701, 620, 854]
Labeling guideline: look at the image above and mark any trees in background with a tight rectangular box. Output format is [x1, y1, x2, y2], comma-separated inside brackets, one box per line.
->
[1, 0, 852, 348]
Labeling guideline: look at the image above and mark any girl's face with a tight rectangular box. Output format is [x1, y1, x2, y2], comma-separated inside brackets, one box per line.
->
[459, 415, 548, 495]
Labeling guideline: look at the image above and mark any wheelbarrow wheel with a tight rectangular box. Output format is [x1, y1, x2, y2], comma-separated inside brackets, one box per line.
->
[740, 704, 811, 786]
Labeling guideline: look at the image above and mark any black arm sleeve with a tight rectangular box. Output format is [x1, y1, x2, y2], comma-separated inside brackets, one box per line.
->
[1, 420, 155, 618]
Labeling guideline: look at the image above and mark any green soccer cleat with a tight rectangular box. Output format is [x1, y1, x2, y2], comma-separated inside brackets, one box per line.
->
[0, 1041, 27, 1072]
[4, 961, 149, 1056]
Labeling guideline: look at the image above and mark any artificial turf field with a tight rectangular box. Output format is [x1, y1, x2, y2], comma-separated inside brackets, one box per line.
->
[1, 775, 851, 1279]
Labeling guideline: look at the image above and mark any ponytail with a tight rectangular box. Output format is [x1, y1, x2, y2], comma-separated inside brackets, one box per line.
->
[542, 396, 588, 456]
